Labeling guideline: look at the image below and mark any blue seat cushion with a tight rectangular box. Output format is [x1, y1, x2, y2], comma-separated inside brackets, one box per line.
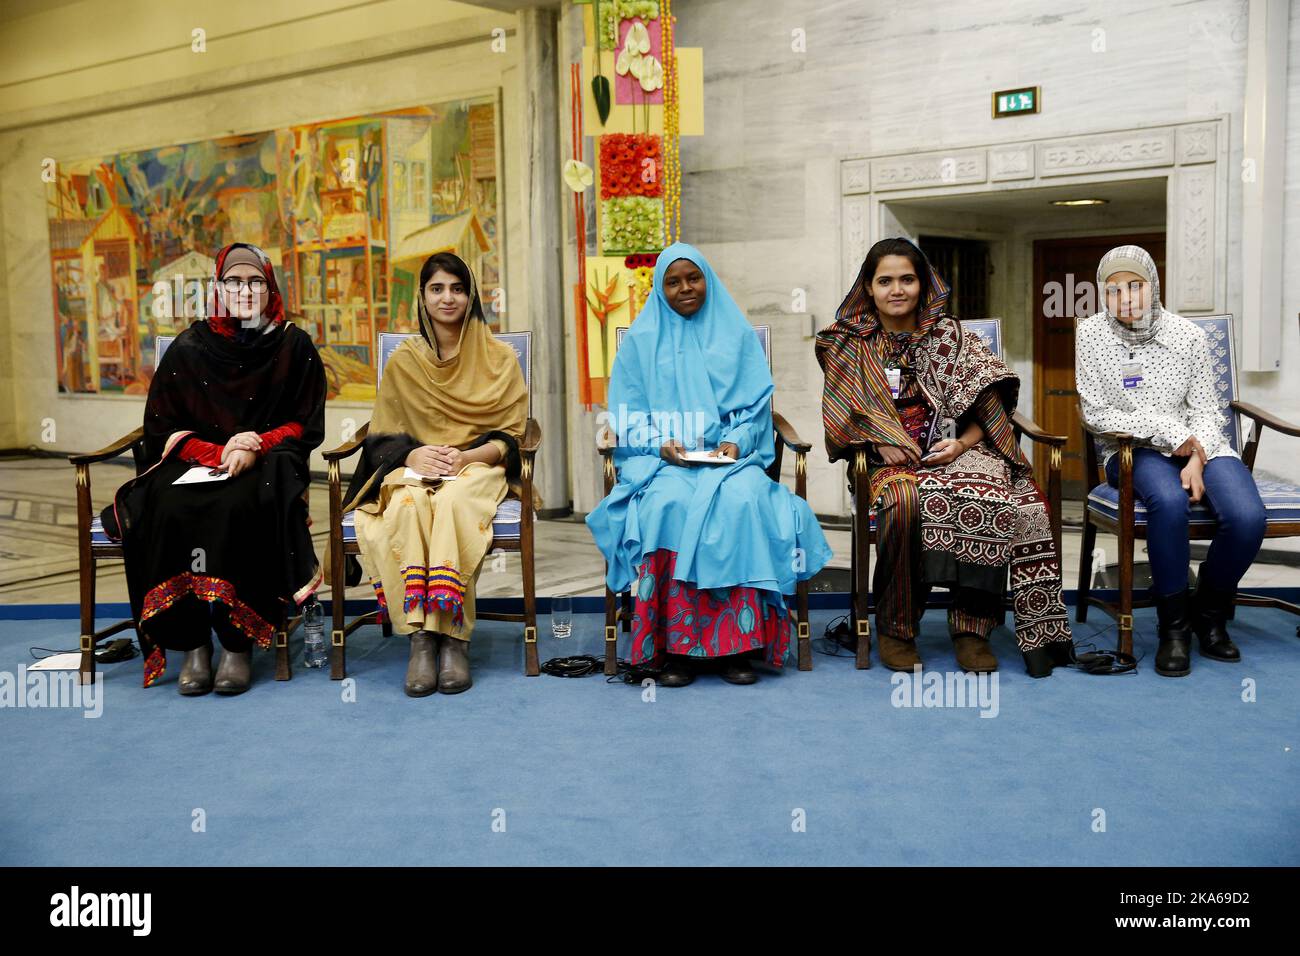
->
[342, 498, 522, 543]
[1086, 475, 1300, 526]
[89, 515, 116, 547]
[90, 500, 525, 547]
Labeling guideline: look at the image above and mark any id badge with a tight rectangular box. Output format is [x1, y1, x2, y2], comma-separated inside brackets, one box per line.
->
[886, 367, 901, 399]
[1121, 361, 1144, 389]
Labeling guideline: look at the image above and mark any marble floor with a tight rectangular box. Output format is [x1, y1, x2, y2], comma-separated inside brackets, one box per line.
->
[0, 454, 1296, 606]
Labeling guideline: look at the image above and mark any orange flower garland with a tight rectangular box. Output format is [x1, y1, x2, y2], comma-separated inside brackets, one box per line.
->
[660, 0, 681, 243]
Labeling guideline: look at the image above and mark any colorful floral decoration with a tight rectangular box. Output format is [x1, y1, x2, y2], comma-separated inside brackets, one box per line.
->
[597, 0, 660, 49]
[586, 266, 627, 382]
[601, 196, 664, 254]
[599, 133, 661, 199]
[661, 0, 681, 243]
[623, 253, 659, 270]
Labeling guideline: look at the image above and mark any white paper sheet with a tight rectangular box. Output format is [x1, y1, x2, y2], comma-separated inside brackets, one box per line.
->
[28, 652, 83, 671]
[681, 451, 735, 464]
[403, 468, 459, 482]
[172, 466, 231, 485]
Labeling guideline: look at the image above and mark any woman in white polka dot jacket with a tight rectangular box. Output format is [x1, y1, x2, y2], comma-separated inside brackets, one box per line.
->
[1075, 245, 1267, 678]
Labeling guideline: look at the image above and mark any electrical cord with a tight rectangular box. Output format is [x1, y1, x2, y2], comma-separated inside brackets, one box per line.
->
[30, 639, 138, 663]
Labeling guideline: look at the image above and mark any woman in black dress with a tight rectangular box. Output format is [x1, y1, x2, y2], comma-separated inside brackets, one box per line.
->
[104, 243, 326, 695]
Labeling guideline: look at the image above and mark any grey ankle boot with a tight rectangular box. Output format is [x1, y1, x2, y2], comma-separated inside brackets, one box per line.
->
[213, 648, 252, 695]
[405, 631, 439, 697]
[179, 641, 213, 696]
[437, 634, 472, 694]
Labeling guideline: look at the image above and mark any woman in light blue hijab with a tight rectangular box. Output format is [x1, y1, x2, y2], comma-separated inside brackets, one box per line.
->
[587, 243, 833, 686]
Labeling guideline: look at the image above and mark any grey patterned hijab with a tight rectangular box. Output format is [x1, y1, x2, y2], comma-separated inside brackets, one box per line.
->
[1096, 244, 1165, 348]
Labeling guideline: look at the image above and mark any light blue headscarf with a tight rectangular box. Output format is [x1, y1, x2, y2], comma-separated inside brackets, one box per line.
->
[605, 242, 774, 469]
[589, 243, 831, 601]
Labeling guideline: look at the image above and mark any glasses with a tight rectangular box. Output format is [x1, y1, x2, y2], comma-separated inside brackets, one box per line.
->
[221, 277, 268, 293]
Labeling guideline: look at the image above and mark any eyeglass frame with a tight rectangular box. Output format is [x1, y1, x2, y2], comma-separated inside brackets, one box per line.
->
[220, 276, 269, 293]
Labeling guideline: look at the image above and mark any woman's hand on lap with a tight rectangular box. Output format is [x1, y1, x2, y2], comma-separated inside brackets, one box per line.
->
[405, 445, 442, 477]
[222, 449, 257, 477]
[877, 444, 919, 466]
[660, 440, 687, 466]
[709, 442, 739, 460]
[921, 438, 965, 467]
[1180, 456, 1205, 503]
[223, 431, 262, 459]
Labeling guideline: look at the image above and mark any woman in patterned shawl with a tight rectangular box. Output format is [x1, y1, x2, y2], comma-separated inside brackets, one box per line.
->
[816, 237, 1072, 677]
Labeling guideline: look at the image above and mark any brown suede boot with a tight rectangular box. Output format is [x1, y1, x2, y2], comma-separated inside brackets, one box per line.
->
[878, 633, 922, 671]
[953, 634, 998, 673]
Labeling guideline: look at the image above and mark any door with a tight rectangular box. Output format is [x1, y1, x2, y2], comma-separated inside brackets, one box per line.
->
[1032, 234, 1165, 498]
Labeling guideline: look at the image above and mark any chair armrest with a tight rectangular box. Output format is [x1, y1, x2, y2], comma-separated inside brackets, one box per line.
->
[773, 411, 812, 454]
[1011, 411, 1066, 447]
[521, 418, 542, 455]
[1232, 401, 1300, 439]
[68, 427, 145, 466]
[321, 421, 369, 462]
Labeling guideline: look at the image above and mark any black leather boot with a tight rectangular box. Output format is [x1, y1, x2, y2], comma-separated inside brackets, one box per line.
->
[1191, 572, 1242, 663]
[1154, 590, 1192, 678]
[178, 641, 213, 696]
[720, 654, 758, 685]
[436, 634, 472, 694]
[213, 648, 252, 694]
[404, 631, 438, 697]
[658, 655, 695, 687]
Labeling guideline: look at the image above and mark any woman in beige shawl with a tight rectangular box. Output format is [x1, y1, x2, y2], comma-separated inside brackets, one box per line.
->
[340, 252, 527, 697]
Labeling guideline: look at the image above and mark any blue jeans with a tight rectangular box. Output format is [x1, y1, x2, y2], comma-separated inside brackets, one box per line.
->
[1105, 448, 1267, 597]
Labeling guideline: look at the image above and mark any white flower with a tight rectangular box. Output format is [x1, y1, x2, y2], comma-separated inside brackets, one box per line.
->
[615, 43, 636, 77]
[562, 159, 593, 192]
[627, 20, 651, 55]
[636, 55, 663, 92]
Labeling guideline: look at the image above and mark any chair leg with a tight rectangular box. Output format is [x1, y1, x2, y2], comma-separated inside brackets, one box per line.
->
[522, 550, 539, 678]
[856, 527, 872, 669]
[329, 588, 346, 682]
[604, 572, 619, 676]
[852, 460, 872, 670]
[1118, 525, 1135, 659]
[79, 553, 97, 687]
[1077, 514, 1097, 623]
[621, 588, 632, 632]
[796, 579, 812, 671]
[275, 627, 291, 681]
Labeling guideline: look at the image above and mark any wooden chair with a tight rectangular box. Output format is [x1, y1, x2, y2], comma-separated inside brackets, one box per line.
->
[71, 334, 301, 686]
[1076, 313, 1300, 656]
[846, 318, 1068, 667]
[322, 331, 542, 679]
[595, 324, 816, 675]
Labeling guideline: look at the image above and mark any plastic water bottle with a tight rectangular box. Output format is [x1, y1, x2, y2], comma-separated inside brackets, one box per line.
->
[303, 597, 327, 668]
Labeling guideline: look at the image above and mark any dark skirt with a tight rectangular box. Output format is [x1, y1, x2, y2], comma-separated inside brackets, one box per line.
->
[104, 450, 320, 686]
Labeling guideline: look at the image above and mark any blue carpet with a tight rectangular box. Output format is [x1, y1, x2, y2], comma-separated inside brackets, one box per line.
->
[0, 607, 1297, 866]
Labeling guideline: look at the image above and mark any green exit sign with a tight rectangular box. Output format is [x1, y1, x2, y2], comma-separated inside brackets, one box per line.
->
[993, 86, 1040, 118]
